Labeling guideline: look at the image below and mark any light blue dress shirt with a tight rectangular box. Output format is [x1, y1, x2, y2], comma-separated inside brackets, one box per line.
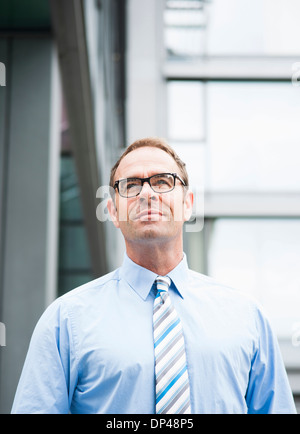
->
[12, 253, 296, 414]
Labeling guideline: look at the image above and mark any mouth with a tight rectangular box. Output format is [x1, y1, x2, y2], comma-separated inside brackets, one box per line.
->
[133, 209, 163, 221]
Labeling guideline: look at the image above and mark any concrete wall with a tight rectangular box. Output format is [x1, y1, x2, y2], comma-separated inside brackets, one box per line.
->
[0, 37, 60, 414]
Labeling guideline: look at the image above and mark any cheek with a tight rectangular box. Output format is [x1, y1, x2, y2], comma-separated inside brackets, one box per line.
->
[117, 198, 137, 222]
[164, 195, 184, 221]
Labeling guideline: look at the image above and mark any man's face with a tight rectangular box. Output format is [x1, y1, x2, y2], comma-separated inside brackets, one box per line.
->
[107, 147, 193, 246]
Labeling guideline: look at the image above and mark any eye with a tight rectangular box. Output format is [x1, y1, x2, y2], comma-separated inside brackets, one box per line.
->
[157, 179, 168, 185]
[126, 179, 140, 190]
[152, 175, 173, 189]
[126, 180, 140, 190]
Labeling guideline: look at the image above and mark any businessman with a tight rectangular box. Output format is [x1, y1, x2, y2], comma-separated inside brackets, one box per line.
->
[12, 137, 296, 414]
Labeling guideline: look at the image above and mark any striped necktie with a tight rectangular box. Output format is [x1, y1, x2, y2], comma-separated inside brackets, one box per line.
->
[153, 276, 191, 414]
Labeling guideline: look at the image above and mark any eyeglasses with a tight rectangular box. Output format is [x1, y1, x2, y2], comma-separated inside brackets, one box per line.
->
[113, 173, 186, 198]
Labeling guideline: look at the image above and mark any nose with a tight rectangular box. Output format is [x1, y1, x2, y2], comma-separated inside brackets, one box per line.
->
[139, 180, 158, 201]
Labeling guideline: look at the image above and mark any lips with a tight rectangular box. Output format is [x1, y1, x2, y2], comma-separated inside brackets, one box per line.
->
[134, 209, 163, 220]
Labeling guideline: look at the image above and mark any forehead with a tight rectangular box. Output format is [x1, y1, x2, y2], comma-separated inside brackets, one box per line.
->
[115, 147, 179, 179]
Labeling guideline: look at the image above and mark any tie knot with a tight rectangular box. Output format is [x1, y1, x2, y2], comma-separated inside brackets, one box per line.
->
[155, 276, 171, 293]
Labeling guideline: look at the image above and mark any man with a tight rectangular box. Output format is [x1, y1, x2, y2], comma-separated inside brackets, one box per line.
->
[12, 137, 296, 414]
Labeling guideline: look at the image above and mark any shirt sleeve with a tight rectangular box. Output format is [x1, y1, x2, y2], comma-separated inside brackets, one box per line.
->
[11, 299, 79, 414]
[246, 306, 296, 414]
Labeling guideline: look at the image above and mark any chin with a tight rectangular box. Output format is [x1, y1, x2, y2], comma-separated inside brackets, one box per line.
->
[134, 221, 176, 241]
[121, 219, 179, 243]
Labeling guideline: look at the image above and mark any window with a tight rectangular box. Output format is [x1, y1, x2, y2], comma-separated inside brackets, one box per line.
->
[207, 218, 300, 338]
[168, 80, 300, 192]
[164, 0, 300, 59]
[163, 0, 300, 345]
[58, 155, 93, 297]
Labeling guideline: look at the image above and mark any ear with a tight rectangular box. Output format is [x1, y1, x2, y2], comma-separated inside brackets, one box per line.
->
[107, 197, 120, 228]
[183, 190, 194, 222]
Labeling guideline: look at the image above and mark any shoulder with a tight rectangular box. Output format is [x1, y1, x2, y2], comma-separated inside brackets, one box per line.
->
[187, 267, 242, 294]
[185, 268, 276, 343]
[38, 268, 121, 326]
[186, 267, 264, 313]
[59, 268, 120, 302]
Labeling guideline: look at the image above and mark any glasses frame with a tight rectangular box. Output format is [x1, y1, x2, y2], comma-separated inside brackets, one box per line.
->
[113, 172, 186, 198]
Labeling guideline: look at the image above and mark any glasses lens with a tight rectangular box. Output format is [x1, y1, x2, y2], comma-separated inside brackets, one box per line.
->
[119, 178, 142, 197]
[150, 174, 174, 193]
[117, 174, 176, 197]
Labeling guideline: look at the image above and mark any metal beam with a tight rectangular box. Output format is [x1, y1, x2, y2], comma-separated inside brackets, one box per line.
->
[50, 0, 108, 277]
[163, 57, 299, 81]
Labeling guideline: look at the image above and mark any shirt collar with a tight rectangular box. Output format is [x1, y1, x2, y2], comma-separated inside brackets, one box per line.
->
[119, 252, 189, 301]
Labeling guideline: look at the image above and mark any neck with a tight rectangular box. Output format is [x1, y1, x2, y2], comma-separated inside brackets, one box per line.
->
[125, 238, 183, 275]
